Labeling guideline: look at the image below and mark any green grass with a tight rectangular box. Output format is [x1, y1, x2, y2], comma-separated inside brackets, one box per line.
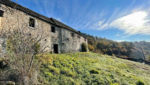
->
[37, 52, 150, 85]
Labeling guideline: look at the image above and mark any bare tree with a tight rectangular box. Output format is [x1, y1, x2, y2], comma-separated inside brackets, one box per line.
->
[0, 0, 50, 84]
[0, 25, 49, 85]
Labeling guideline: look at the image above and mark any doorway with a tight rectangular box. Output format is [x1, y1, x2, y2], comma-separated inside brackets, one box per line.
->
[53, 44, 58, 53]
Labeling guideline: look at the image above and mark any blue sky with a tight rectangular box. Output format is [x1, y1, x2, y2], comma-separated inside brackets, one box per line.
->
[12, 0, 150, 42]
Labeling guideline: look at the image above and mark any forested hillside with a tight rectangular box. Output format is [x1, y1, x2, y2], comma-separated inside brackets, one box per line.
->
[82, 33, 150, 62]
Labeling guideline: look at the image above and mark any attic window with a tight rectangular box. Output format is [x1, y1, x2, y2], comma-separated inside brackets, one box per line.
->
[51, 26, 55, 33]
[78, 35, 80, 39]
[29, 18, 35, 27]
[71, 33, 75, 37]
[0, 10, 4, 17]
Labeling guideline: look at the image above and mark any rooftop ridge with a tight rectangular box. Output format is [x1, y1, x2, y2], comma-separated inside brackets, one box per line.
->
[50, 18, 81, 34]
[0, 0, 50, 23]
[0, 0, 83, 36]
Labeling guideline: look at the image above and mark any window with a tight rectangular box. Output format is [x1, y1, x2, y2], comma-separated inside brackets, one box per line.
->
[0, 10, 3, 28]
[0, 10, 4, 17]
[78, 35, 80, 39]
[29, 18, 35, 27]
[71, 33, 75, 37]
[51, 26, 55, 33]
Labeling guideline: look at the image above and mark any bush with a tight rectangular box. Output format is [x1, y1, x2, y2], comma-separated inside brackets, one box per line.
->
[1, 29, 46, 85]
[48, 66, 60, 74]
[60, 67, 76, 77]
[136, 80, 144, 85]
[89, 69, 99, 74]
[88, 44, 94, 51]
[0, 58, 8, 69]
[44, 72, 53, 77]
[33, 43, 40, 54]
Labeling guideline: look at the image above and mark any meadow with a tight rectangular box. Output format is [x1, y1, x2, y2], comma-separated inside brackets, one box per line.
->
[37, 52, 150, 85]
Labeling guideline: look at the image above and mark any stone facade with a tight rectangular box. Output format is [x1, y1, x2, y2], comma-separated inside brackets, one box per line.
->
[0, 0, 87, 54]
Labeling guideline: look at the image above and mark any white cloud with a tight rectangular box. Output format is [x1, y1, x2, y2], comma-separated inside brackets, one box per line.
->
[97, 20, 108, 29]
[110, 11, 150, 35]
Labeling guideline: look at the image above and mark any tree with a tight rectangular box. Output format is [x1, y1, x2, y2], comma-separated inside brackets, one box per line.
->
[88, 44, 94, 51]
[0, 27, 48, 85]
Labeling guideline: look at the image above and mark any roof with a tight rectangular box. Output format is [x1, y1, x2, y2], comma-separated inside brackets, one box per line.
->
[0, 0, 83, 36]
[49, 18, 81, 35]
[0, 0, 50, 23]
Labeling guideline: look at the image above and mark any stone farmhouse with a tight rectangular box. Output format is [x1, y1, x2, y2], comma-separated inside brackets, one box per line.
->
[0, 0, 88, 54]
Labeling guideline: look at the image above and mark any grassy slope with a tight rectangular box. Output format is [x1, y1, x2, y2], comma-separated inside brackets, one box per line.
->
[37, 52, 150, 85]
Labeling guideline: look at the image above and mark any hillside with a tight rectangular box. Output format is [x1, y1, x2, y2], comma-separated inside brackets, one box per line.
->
[37, 52, 150, 85]
[82, 33, 150, 62]
[82, 33, 134, 58]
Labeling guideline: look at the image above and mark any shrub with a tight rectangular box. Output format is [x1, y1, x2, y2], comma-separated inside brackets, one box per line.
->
[0, 58, 8, 69]
[88, 44, 94, 51]
[89, 69, 99, 74]
[136, 80, 145, 85]
[60, 67, 76, 77]
[32, 43, 40, 54]
[44, 72, 53, 77]
[48, 66, 60, 74]
[1, 28, 47, 85]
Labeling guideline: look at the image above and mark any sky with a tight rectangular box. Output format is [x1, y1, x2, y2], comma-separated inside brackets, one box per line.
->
[12, 0, 150, 42]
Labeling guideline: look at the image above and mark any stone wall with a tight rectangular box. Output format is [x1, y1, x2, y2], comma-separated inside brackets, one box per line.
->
[0, 4, 52, 53]
[60, 28, 87, 53]
[51, 26, 87, 53]
[0, 3, 88, 54]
